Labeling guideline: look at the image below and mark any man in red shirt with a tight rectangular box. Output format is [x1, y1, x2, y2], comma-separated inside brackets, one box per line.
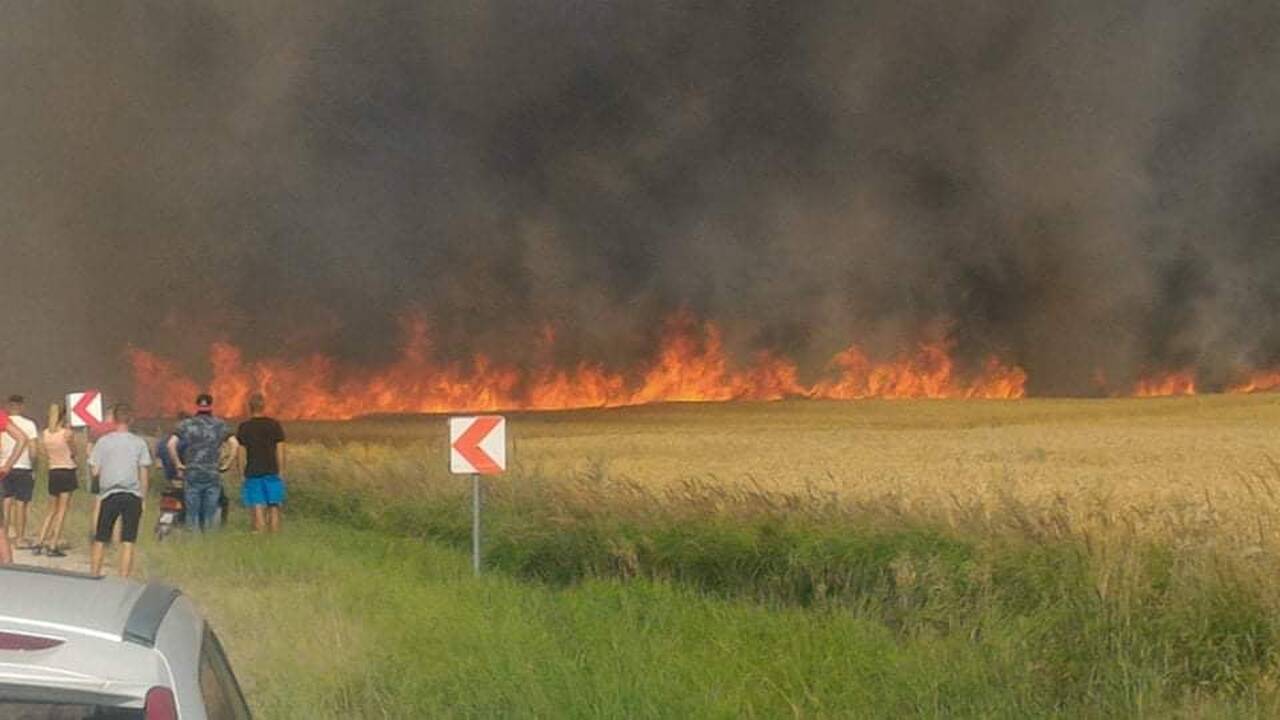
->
[0, 410, 31, 563]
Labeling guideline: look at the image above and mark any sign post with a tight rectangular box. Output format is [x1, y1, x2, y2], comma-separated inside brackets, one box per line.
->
[472, 474, 482, 575]
[449, 416, 506, 575]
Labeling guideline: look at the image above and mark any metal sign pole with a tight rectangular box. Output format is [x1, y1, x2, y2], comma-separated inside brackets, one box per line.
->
[451, 415, 504, 577]
[76, 427, 90, 487]
[472, 474, 482, 575]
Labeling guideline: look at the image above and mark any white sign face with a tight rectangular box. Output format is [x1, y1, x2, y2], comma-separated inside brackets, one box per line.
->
[66, 390, 105, 429]
[449, 416, 506, 475]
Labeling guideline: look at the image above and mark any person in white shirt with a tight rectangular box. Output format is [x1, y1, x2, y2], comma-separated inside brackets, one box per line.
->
[0, 409, 30, 564]
[1, 395, 38, 547]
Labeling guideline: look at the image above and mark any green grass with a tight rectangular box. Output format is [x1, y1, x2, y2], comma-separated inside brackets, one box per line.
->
[284, 464, 1280, 663]
[141, 520, 1061, 718]
[147, 514, 1280, 719]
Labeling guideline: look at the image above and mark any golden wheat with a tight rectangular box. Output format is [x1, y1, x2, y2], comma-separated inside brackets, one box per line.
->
[286, 395, 1280, 560]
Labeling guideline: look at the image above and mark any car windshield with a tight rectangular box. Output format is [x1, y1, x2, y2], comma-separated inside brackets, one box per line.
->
[0, 702, 142, 719]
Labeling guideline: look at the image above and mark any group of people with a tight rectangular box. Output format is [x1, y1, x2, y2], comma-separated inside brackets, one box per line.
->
[0, 396, 79, 561]
[0, 391, 288, 577]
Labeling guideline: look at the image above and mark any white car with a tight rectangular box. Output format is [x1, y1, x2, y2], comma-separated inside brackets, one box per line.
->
[0, 565, 251, 719]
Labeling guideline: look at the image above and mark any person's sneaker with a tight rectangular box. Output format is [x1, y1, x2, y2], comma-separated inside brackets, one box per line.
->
[31, 545, 43, 556]
[46, 548, 67, 558]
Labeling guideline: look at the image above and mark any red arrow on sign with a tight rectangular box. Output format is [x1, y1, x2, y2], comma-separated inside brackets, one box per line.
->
[73, 391, 112, 436]
[452, 416, 503, 475]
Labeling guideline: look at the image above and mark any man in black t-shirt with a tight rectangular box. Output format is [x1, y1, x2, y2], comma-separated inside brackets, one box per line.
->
[236, 393, 287, 534]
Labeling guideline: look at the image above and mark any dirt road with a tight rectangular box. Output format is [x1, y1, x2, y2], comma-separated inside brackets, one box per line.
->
[12, 544, 93, 574]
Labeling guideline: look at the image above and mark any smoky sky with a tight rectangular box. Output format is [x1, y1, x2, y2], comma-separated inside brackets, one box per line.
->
[2, 0, 1279, 405]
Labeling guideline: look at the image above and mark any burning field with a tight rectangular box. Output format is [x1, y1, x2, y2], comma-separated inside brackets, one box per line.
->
[128, 313, 1027, 418]
[127, 311, 1280, 420]
[7, 2, 1280, 420]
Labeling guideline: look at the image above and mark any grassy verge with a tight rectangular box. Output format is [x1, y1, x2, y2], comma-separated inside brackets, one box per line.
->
[297, 497, 1280, 704]
[149, 517, 1280, 719]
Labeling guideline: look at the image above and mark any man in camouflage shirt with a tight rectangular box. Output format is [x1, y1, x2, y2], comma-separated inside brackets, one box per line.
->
[167, 393, 232, 532]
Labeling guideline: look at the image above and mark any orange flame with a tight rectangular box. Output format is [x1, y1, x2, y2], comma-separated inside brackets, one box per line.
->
[1122, 367, 1280, 397]
[129, 314, 1028, 419]
[1131, 370, 1198, 398]
[812, 344, 1026, 400]
[1228, 370, 1280, 395]
[1124, 367, 1280, 397]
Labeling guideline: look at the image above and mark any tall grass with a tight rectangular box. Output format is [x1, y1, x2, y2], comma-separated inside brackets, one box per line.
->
[149, 519, 1280, 719]
[269, 440, 1280, 714]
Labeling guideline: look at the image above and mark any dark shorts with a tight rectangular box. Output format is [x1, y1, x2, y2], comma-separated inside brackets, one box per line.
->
[48, 469, 78, 496]
[4, 469, 34, 502]
[96, 493, 143, 544]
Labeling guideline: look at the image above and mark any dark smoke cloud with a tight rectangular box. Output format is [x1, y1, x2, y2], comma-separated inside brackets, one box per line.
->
[2, 0, 1278, 405]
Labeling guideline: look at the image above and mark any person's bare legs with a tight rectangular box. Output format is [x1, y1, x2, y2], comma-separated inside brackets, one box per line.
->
[268, 505, 282, 533]
[49, 493, 71, 550]
[90, 540, 106, 576]
[0, 528, 10, 563]
[90, 497, 101, 541]
[250, 505, 265, 533]
[118, 542, 135, 578]
[14, 500, 28, 544]
[37, 493, 71, 551]
[3, 497, 12, 540]
[35, 504, 55, 548]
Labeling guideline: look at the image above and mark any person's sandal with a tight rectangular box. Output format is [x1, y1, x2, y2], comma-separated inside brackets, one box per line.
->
[46, 548, 67, 558]
[31, 545, 43, 556]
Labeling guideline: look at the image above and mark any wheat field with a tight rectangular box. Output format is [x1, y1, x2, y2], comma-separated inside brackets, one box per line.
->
[287, 394, 1280, 552]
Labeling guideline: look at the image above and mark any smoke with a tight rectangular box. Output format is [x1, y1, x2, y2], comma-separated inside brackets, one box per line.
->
[1, 0, 1278, 405]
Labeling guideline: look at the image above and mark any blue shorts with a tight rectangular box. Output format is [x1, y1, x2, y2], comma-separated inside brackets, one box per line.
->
[242, 474, 286, 507]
